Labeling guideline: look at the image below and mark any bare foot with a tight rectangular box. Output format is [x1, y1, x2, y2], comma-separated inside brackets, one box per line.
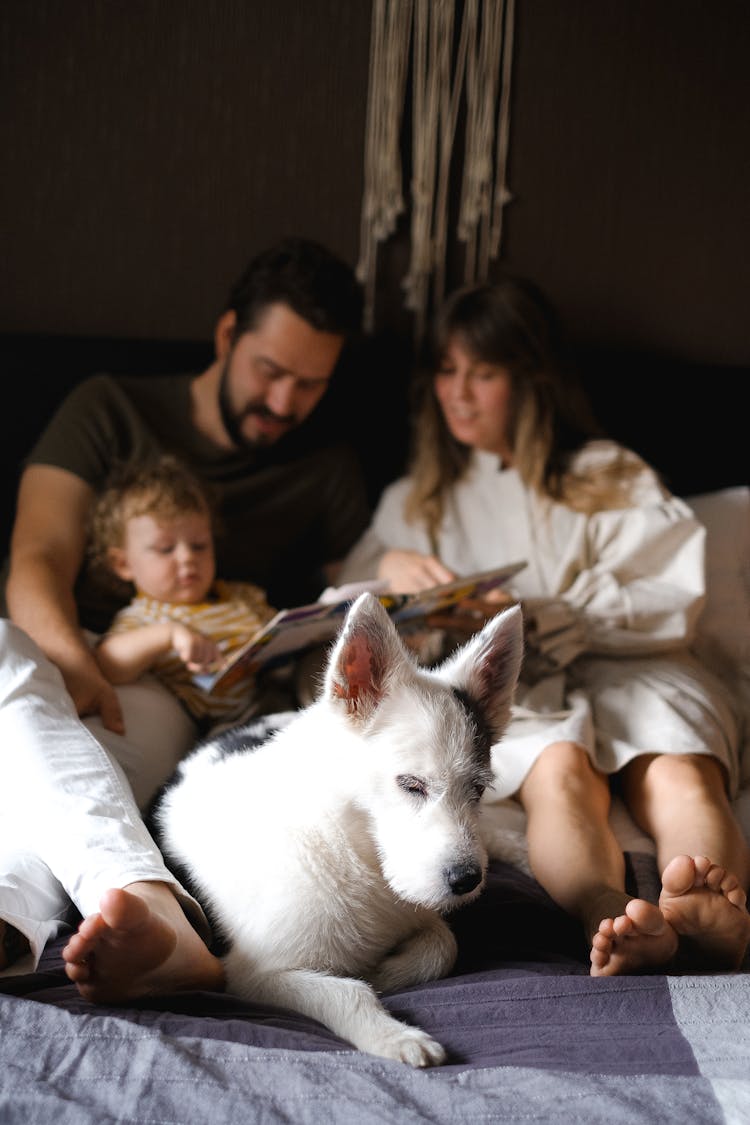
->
[659, 854, 750, 970]
[62, 883, 225, 1003]
[589, 897, 679, 976]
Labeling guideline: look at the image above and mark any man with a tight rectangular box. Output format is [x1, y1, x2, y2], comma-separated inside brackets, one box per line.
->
[0, 237, 371, 990]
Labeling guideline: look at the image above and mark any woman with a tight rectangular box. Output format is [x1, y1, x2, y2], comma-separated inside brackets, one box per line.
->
[339, 276, 750, 974]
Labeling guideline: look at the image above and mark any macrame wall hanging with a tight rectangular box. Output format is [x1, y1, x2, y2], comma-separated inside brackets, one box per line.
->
[357, 0, 516, 341]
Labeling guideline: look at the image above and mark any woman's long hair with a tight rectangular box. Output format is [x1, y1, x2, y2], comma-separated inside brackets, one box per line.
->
[404, 276, 643, 545]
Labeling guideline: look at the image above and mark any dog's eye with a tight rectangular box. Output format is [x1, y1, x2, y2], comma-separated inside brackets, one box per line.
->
[397, 774, 427, 798]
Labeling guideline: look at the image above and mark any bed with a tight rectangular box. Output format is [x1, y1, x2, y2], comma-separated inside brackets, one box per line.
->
[2, 856, 749, 1124]
[1, 337, 748, 1124]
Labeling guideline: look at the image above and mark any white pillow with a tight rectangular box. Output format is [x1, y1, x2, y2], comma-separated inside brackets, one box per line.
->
[686, 487, 750, 767]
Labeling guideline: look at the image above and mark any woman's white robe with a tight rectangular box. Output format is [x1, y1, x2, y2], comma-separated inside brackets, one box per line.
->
[339, 441, 739, 799]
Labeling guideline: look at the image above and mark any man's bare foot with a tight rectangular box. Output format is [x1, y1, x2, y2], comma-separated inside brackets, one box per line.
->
[590, 897, 679, 976]
[62, 883, 225, 1003]
[0, 919, 31, 970]
[659, 854, 750, 970]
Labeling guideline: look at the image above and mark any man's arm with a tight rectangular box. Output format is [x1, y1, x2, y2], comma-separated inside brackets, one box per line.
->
[6, 464, 124, 732]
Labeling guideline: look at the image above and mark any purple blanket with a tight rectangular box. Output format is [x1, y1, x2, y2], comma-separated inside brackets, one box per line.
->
[2, 860, 749, 1123]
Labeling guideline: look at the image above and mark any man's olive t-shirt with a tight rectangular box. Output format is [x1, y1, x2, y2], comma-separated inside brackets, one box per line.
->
[9, 373, 370, 631]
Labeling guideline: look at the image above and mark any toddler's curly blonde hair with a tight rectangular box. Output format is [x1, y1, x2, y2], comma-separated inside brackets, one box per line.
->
[88, 455, 217, 593]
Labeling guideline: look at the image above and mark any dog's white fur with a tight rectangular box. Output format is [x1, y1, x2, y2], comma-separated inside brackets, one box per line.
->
[156, 593, 523, 1067]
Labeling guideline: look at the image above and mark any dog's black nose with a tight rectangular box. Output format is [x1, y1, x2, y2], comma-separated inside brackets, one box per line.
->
[446, 863, 483, 896]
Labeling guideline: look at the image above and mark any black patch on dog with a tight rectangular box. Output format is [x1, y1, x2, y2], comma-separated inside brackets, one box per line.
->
[145, 713, 291, 956]
[207, 712, 295, 760]
[452, 687, 493, 767]
[145, 773, 232, 954]
[208, 724, 273, 759]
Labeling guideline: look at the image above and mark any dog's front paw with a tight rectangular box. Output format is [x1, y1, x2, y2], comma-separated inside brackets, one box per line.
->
[370, 921, 457, 993]
[367, 1022, 446, 1068]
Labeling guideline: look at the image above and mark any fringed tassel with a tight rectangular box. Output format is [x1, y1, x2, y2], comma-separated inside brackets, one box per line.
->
[358, 0, 515, 341]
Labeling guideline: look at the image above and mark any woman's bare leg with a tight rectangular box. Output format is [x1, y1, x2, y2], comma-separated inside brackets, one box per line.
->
[518, 742, 677, 974]
[621, 753, 750, 968]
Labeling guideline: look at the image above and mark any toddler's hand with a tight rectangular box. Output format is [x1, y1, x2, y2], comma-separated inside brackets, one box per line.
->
[170, 623, 222, 672]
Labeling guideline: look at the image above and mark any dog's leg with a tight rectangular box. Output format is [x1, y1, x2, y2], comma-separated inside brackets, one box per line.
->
[225, 958, 446, 1067]
[480, 803, 532, 875]
[369, 916, 457, 994]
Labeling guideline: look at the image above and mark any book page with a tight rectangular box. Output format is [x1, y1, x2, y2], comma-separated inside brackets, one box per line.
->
[195, 559, 526, 694]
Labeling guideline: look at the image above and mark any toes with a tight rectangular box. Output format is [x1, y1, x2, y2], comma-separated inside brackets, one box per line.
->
[595, 917, 616, 939]
[661, 855, 747, 911]
[590, 950, 609, 972]
[704, 863, 728, 892]
[612, 913, 637, 938]
[624, 898, 668, 936]
[692, 855, 713, 881]
[63, 933, 89, 963]
[65, 960, 92, 983]
[700, 861, 746, 910]
[75, 912, 107, 943]
[660, 854, 698, 896]
[719, 870, 740, 893]
[591, 931, 613, 953]
[725, 884, 747, 910]
[98, 887, 150, 931]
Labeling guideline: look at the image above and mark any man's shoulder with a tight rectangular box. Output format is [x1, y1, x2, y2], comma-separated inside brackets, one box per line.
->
[54, 371, 193, 414]
[26, 371, 195, 483]
[80, 370, 193, 398]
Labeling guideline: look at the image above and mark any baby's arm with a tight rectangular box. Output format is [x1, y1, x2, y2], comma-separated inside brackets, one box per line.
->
[96, 622, 221, 684]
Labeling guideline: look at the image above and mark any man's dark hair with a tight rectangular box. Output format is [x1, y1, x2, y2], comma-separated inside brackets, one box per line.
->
[227, 237, 364, 338]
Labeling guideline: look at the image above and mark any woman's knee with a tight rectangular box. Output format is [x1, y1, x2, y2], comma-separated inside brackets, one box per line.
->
[623, 752, 728, 807]
[522, 740, 600, 797]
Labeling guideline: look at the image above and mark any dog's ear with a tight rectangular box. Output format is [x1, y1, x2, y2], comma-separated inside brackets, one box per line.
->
[435, 604, 524, 737]
[323, 593, 408, 723]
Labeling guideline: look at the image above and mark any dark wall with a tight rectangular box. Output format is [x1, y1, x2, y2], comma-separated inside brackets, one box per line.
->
[1, 0, 748, 548]
[2, 1, 748, 356]
[503, 0, 750, 366]
[0, 0, 370, 339]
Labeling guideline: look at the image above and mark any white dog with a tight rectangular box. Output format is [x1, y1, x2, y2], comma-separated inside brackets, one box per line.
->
[154, 592, 523, 1067]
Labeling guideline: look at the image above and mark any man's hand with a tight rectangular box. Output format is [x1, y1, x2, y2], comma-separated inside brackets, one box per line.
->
[64, 653, 125, 735]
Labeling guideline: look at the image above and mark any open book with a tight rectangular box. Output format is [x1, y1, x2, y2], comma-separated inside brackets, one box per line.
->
[193, 559, 526, 695]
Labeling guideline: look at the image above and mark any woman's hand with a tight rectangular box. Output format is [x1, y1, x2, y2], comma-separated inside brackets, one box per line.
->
[377, 549, 456, 594]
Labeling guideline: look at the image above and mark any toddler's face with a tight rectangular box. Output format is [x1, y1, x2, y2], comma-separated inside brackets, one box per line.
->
[115, 511, 216, 604]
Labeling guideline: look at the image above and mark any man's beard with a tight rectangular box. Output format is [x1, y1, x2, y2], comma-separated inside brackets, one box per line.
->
[217, 360, 294, 449]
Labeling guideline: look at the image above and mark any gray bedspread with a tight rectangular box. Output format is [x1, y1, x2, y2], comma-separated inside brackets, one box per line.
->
[2, 861, 749, 1124]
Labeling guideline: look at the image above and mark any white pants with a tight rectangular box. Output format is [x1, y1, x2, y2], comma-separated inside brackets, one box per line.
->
[0, 619, 204, 975]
